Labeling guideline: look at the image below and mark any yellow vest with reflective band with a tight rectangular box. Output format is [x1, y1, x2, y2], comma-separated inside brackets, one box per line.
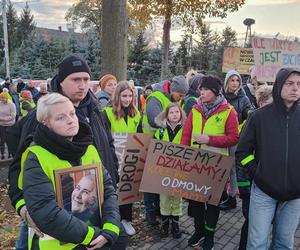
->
[142, 91, 172, 134]
[19, 144, 102, 250]
[154, 127, 182, 145]
[105, 107, 140, 133]
[191, 106, 233, 156]
[238, 119, 247, 134]
[20, 99, 36, 117]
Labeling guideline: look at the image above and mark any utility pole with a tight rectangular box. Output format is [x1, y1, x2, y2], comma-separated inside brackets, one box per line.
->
[2, 0, 10, 78]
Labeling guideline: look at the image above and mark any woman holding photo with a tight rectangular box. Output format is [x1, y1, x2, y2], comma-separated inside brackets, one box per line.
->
[103, 81, 142, 236]
[20, 93, 126, 250]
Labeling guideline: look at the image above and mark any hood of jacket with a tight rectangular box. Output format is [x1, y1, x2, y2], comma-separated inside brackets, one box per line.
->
[272, 67, 300, 112]
[224, 70, 243, 92]
[96, 90, 111, 100]
[154, 108, 186, 128]
[152, 80, 171, 96]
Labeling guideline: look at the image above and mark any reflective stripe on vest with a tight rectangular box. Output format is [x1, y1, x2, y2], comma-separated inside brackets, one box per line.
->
[105, 107, 140, 133]
[191, 107, 233, 156]
[154, 127, 182, 145]
[142, 91, 171, 134]
[19, 145, 102, 250]
[238, 119, 247, 134]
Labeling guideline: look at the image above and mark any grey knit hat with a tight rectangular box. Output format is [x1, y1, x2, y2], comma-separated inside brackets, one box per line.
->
[190, 74, 205, 91]
[170, 75, 189, 94]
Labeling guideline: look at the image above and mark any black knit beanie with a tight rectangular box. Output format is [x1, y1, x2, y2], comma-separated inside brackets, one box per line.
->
[57, 55, 91, 83]
[199, 75, 222, 96]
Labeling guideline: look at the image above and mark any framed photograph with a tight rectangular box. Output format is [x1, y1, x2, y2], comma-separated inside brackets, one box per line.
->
[54, 164, 103, 226]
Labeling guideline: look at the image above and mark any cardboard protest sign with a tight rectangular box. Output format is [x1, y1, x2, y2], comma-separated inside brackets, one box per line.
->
[222, 47, 254, 75]
[113, 133, 152, 205]
[252, 37, 300, 82]
[139, 140, 233, 206]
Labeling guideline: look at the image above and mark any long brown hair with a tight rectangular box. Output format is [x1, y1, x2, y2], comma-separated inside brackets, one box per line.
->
[112, 81, 137, 120]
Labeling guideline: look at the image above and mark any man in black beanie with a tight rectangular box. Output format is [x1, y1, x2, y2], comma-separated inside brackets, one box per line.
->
[7, 55, 127, 250]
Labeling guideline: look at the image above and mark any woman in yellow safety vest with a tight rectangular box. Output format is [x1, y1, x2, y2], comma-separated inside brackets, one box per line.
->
[103, 81, 142, 236]
[154, 102, 186, 239]
[20, 93, 124, 250]
[181, 75, 239, 250]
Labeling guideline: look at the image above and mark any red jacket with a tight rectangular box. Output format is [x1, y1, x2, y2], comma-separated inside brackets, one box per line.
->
[181, 100, 239, 148]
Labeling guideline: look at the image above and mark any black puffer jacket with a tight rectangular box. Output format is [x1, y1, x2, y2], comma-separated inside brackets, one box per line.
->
[236, 68, 300, 201]
[8, 75, 119, 213]
[23, 123, 120, 248]
[224, 88, 252, 124]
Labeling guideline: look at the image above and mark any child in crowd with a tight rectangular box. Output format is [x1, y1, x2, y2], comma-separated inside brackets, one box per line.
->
[154, 103, 186, 239]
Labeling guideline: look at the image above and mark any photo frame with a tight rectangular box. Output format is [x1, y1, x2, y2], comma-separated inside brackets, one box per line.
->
[54, 164, 103, 226]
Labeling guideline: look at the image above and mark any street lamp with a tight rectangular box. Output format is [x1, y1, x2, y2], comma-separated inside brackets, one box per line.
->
[2, 0, 9, 77]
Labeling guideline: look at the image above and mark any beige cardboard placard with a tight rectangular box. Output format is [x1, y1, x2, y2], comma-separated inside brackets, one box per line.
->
[113, 133, 152, 205]
[139, 140, 233, 206]
[222, 47, 254, 75]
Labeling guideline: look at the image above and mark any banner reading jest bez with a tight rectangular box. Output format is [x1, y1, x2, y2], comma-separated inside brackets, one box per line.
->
[113, 133, 152, 205]
[139, 140, 233, 206]
[222, 47, 254, 75]
[252, 37, 300, 82]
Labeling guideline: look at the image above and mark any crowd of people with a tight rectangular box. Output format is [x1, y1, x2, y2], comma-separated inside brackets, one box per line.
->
[2, 54, 300, 250]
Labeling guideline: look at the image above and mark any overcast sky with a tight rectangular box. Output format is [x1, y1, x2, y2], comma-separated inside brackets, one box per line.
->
[13, 0, 300, 43]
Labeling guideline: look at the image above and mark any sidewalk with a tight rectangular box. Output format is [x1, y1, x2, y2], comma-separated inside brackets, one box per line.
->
[128, 199, 300, 250]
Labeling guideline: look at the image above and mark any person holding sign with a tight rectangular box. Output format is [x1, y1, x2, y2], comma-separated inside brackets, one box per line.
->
[181, 75, 239, 250]
[20, 93, 126, 250]
[236, 68, 300, 250]
[103, 81, 142, 236]
[154, 103, 186, 239]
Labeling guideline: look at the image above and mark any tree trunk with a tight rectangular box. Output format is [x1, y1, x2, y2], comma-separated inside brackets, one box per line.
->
[101, 0, 128, 81]
[160, 1, 172, 80]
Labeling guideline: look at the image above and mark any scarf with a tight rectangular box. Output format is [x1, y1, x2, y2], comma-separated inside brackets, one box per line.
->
[34, 122, 93, 162]
[198, 94, 225, 119]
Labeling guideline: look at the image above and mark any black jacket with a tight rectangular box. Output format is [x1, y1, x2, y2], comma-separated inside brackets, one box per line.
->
[23, 123, 120, 248]
[8, 75, 119, 212]
[236, 68, 300, 201]
[224, 88, 252, 124]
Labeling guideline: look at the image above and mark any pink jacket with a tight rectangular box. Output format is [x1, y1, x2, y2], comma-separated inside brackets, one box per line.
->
[0, 102, 16, 126]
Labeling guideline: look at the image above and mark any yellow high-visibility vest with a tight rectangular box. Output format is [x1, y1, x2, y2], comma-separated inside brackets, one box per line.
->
[142, 91, 171, 134]
[105, 107, 140, 133]
[154, 127, 183, 144]
[18, 145, 117, 250]
[191, 106, 233, 156]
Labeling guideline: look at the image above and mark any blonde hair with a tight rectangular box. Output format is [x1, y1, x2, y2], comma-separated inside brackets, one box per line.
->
[37, 93, 71, 122]
[112, 81, 137, 120]
[256, 85, 273, 107]
[186, 69, 199, 86]
[225, 75, 241, 95]
[155, 103, 186, 128]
